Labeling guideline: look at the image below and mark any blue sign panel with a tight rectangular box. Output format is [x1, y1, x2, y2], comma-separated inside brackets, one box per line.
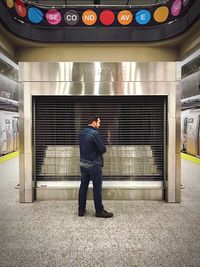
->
[28, 7, 43, 24]
[135, 9, 151, 25]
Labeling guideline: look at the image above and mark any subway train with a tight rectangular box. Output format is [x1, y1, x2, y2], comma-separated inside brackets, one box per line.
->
[181, 108, 200, 157]
[180, 52, 200, 158]
[0, 110, 19, 156]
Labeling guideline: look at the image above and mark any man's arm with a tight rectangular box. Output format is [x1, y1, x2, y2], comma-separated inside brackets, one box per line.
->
[93, 132, 106, 153]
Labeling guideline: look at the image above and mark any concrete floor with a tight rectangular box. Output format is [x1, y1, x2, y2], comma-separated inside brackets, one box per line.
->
[0, 157, 200, 267]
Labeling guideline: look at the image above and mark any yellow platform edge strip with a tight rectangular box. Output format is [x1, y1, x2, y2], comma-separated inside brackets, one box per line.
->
[0, 151, 19, 164]
[181, 153, 200, 165]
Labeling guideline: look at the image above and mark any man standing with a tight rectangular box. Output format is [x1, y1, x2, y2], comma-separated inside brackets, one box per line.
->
[78, 116, 113, 218]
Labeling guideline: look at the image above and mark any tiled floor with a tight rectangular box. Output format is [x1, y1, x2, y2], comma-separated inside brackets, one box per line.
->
[0, 157, 200, 267]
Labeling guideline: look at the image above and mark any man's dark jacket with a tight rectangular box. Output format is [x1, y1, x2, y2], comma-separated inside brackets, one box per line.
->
[79, 126, 106, 166]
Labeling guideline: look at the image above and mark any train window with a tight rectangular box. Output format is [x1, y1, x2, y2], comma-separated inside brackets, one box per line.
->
[182, 56, 200, 79]
[184, 117, 188, 134]
[16, 120, 19, 133]
[188, 118, 194, 123]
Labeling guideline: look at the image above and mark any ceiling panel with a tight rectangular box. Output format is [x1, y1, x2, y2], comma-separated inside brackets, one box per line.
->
[27, 0, 169, 7]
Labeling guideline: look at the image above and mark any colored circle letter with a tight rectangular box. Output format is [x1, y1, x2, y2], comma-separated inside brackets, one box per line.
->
[28, 7, 43, 24]
[82, 10, 97, 26]
[46, 9, 62, 25]
[118, 10, 133, 25]
[135, 10, 151, 25]
[100, 10, 115, 26]
[64, 10, 79, 25]
[154, 6, 169, 23]
[6, 0, 14, 8]
[15, 0, 27, 17]
[171, 0, 182, 16]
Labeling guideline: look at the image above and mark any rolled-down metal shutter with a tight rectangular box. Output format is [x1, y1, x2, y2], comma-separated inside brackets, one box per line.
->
[33, 96, 167, 181]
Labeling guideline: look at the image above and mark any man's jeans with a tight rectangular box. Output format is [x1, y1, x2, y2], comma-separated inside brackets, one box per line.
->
[78, 165, 104, 213]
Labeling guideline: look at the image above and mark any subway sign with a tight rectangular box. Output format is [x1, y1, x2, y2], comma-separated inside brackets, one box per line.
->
[4, 0, 192, 28]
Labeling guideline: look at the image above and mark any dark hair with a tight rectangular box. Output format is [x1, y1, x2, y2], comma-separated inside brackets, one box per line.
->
[88, 116, 99, 124]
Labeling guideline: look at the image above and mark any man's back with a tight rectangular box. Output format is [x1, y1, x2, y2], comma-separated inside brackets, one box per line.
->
[79, 126, 106, 164]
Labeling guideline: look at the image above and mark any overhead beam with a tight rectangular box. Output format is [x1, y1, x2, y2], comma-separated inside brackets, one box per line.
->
[94, 0, 100, 5]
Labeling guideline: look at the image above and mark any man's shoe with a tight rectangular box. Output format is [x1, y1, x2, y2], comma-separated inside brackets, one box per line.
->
[78, 210, 85, 217]
[96, 209, 113, 218]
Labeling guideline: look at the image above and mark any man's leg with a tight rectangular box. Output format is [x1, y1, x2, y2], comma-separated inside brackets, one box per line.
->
[90, 165, 104, 213]
[90, 165, 113, 218]
[78, 167, 90, 215]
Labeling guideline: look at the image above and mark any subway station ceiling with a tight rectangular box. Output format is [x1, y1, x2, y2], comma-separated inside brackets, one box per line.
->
[27, 0, 168, 7]
[0, 0, 199, 43]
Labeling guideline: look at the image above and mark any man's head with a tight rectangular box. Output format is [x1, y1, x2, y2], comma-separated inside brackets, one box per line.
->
[88, 116, 101, 129]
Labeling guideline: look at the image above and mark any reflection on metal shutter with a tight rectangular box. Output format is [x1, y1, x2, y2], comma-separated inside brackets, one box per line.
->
[33, 96, 167, 181]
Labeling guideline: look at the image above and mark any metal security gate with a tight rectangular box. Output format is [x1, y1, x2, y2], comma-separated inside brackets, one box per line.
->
[33, 96, 167, 182]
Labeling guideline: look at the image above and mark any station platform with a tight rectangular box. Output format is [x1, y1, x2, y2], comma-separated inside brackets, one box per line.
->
[0, 156, 200, 267]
